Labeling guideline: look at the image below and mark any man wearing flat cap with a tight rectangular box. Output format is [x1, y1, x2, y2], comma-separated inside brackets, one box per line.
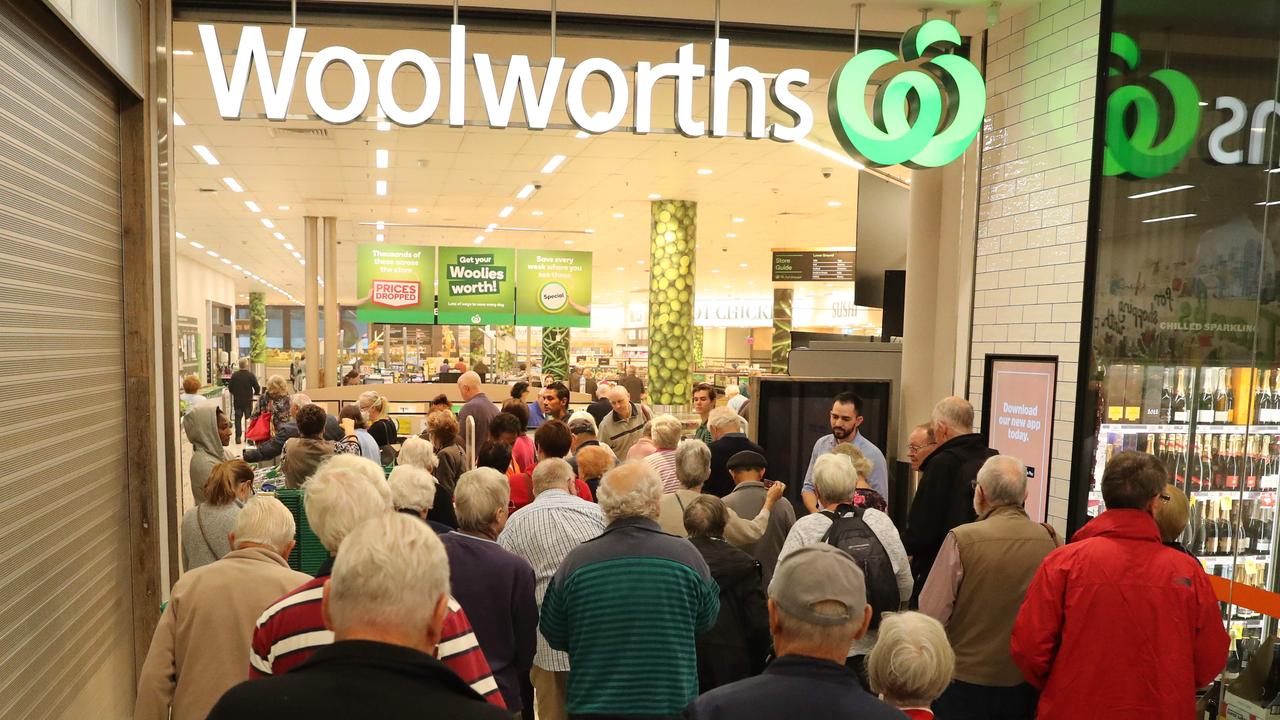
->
[722, 450, 796, 587]
[683, 544, 908, 719]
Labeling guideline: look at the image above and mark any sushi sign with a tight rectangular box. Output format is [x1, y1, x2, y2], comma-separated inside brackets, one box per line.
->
[197, 20, 985, 168]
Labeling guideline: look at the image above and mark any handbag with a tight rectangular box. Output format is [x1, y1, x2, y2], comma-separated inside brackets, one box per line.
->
[245, 411, 272, 444]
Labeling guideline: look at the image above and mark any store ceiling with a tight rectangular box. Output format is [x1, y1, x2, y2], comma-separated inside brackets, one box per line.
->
[171, 13, 938, 308]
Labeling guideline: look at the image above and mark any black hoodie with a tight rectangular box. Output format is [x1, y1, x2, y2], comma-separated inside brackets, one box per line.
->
[689, 535, 771, 693]
[902, 432, 998, 584]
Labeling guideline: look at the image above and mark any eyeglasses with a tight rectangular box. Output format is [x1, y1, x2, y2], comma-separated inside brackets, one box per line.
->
[1159, 494, 1171, 502]
[908, 442, 935, 453]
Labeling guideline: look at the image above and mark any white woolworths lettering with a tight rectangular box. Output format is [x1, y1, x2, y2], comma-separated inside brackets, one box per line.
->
[198, 23, 814, 142]
[1208, 95, 1280, 166]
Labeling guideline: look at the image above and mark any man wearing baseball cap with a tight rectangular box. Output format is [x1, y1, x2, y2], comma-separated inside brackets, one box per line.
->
[684, 544, 908, 719]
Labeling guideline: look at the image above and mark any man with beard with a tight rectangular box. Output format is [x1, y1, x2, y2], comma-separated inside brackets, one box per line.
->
[800, 392, 887, 514]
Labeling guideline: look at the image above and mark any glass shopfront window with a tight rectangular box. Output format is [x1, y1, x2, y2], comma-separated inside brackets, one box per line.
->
[1075, 0, 1280, 698]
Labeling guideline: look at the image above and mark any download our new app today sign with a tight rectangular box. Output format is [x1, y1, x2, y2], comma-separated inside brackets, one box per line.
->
[356, 244, 434, 323]
[437, 246, 516, 324]
[516, 249, 593, 328]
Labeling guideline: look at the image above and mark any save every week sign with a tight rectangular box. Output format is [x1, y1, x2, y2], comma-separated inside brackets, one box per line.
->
[357, 244, 593, 327]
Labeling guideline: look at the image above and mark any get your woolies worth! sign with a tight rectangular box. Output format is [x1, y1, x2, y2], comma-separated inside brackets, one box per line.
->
[437, 246, 516, 325]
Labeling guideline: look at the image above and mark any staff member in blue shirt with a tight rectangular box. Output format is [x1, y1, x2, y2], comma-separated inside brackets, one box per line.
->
[801, 392, 887, 514]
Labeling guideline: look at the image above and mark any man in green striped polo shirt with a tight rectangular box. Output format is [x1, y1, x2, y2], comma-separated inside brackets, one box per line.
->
[541, 461, 720, 719]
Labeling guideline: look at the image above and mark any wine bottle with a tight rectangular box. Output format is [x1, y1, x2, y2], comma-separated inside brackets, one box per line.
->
[1172, 435, 1187, 489]
[1220, 499, 1234, 557]
[1247, 435, 1261, 491]
[1160, 368, 1173, 423]
[1194, 499, 1206, 555]
[1238, 500, 1253, 556]
[1215, 369, 1230, 424]
[1212, 435, 1226, 491]
[1173, 368, 1189, 423]
[1226, 370, 1237, 424]
[1272, 369, 1280, 423]
[1259, 369, 1272, 424]
[1226, 436, 1241, 492]
[1199, 369, 1216, 424]
[1189, 436, 1204, 491]
[1205, 501, 1219, 556]
[1228, 633, 1242, 676]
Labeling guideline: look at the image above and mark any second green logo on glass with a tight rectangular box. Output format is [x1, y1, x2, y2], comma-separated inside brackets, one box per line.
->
[1103, 32, 1200, 179]
[827, 19, 986, 168]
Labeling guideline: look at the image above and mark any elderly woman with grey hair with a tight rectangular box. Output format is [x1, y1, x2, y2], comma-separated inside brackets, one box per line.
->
[773, 452, 913, 686]
[867, 612, 955, 719]
[642, 414, 686, 493]
[656, 439, 787, 546]
[397, 436, 458, 529]
[683, 495, 772, 692]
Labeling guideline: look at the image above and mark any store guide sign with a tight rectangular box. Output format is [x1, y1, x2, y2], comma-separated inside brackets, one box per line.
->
[198, 19, 986, 168]
[1105, 31, 1280, 178]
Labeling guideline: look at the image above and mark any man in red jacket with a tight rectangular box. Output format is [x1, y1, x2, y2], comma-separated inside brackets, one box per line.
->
[1011, 450, 1228, 720]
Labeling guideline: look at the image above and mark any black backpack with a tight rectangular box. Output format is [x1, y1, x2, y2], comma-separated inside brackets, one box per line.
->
[820, 504, 900, 629]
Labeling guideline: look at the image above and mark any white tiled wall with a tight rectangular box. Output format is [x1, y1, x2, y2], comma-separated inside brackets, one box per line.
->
[968, 0, 1101, 534]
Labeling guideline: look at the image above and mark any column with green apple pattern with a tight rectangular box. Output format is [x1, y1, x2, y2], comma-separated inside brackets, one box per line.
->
[249, 292, 266, 373]
[648, 199, 696, 405]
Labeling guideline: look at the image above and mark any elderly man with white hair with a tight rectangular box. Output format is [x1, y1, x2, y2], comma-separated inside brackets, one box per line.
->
[248, 455, 506, 708]
[684, 544, 905, 719]
[457, 370, 498, 449]
[498, 457, 605, 720]
[644, 413, 686, 492]
[209, 514, 510, 720]
[706, 406, 766, 497]
[657, 439, 786, 546]
[773, 452, 912, 686]
[388, 464, 453, 534]
[541, 461, 720, 718]
[920, 455, 1059, 719]
[135, 497, 311, 720]
[598, 385, 651, 457]
[902, 396, 998, 599]
[440, 468, 538, 715]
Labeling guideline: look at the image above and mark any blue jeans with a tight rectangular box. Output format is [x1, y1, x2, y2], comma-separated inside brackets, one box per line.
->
[932, 680, 1038, 720]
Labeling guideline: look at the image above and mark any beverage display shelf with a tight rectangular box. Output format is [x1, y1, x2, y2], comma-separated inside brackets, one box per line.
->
[1199, 554, 1271, 563]
[1100, 423, 1280, 434]
[1227, 617, 1266, 627]
[1192, 490, 1276, 499]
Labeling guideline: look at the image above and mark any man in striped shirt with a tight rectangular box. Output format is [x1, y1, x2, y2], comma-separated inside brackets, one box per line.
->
[541, 461, 720, 718]
[498, 458, 606, 720]
[248, 455, 504, 708]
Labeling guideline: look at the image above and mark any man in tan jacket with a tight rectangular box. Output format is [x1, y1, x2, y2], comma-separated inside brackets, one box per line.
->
[919, 454, 1060, 719]
[134, 495, 310, 720]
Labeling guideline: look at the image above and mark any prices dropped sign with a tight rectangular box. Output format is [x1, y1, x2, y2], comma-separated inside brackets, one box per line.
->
[357, 244, 435, 323]
[516, 249, 592, 327]
[438, 246, 516, 324]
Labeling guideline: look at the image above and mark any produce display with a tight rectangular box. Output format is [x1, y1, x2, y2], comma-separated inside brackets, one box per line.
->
[648, 199, 696, 405]
[469, 325, 485, 368]
[495, 324, 517, 376]
[250, 292, 266, 365]
[542, 326, 570, 381]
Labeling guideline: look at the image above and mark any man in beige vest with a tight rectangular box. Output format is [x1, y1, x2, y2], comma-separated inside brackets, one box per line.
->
[134, 496, 310, 720]
[919, 455, 1059, 719]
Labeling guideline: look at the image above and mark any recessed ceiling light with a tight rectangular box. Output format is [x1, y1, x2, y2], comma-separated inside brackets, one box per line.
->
[189, 241, 203, 249]
[176, 231, 186, 240]
[375, 221, 385, 230]
[375, 149, 389, 169]
[375, 180, 387, 196]
[377, 120, 391, 132]
[726, 233, 737, 238]
[697, 168, 713, 175]
[474, 235, 486, 244]
[732, 217, 745, 223]
[746, 280, 755, 285]
[485, 223, 498, 232]
[575, 131, 590, 139]
[584, 228, 596, 234]
[291, 251, 302, 259]
[541, 154, 566, 173]
[244, 200, 261, 212]
[407, 208, 418, 213]
[531, 210, 544, 217]
[299, 259, 305, 266]
[636, 259, 645, 265]
[173, 112, 186, 126]
[221, 258, 232, 264]
[648, 193, 662, 200]
[274, 232, 286, 240]
[711, 268, 721, 273]
[616, 266, 625, 271]
[192, 145, 219, 165]
[233, 264, 242, 270]
[827, 200, 842, 207]
[206, 250, 219, 258]
[612, 213, 624, 219]
[739, 262, 749, 267]
[498, 206, 515, 218]
[375, 233, 384, 242]
[516, 184, 537, 200]
[222, 177, 243, 193]
[277, 205, 290, 211]
[261, 219, 275, 229]
[283, 242, 294, 251]
[173, 49, 194, 56]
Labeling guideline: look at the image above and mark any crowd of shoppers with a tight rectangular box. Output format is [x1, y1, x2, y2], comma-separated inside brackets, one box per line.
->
[170, 366, 1230, 720]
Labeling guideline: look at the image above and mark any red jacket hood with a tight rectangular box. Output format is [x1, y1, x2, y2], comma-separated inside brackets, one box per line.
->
[1069, 508, 1161, 544]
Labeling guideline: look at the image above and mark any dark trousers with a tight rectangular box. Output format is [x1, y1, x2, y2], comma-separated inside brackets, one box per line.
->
[233, 404, 252, 442]
[933, 680, 1038, 720]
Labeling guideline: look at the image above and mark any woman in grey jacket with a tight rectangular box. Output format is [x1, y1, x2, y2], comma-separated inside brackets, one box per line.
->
[181, 460, 254, 570]
[184, 403, 231, 504]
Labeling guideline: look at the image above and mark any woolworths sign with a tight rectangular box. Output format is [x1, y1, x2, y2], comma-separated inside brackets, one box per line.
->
[198, 21, 986, 168]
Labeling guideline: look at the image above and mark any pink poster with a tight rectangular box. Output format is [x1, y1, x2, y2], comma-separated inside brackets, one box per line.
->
[987, 358, 1058, 523]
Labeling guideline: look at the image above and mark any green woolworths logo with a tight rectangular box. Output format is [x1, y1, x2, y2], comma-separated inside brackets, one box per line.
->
[828, 19, 986, 168]
[1103, 32, 1201, 179]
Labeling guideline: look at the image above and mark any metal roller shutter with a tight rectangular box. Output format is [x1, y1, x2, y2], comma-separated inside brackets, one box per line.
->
[0, 0, 130, 717]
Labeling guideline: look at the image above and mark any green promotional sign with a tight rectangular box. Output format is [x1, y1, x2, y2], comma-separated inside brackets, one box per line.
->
[515, 249, 593, 327]
[828, 19, 985, 168]
[437, 246, 516, 324]
[1103, 32, 1201, 179]
[356, 243, 435, 323]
